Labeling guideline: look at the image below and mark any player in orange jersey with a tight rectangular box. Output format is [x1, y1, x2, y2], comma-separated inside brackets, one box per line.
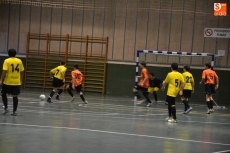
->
[200, 63, 219, 114]
[66, 64, 88, 104]
[133, 61, 152, 107]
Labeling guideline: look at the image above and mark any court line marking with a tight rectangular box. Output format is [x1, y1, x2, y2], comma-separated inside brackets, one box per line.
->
[5, 91, 228, 108]
[3, 102, 230, 123]
[213, 150, 230, 153]
[4, 108, 230, 125]
[14, 103, 230, 119]
[0, 129, 45, 136]
[8, 96, 227, 113]
[15, 101, 171, 113]
[0, 122, 230, 146]
[14, 100, 224, 116]
[14, 98, 229, 114]
[16, 108, 166, 117]
[15, 102, 228, 117]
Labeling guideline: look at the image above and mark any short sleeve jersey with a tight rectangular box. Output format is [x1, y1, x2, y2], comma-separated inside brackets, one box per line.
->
[138, 68, 149, 88]
[71, 69, 83, 86]
[50, 65, 67, 80]
[164, 71, 184, 97]
[202, 69, 218, 84]
[3, 57, 24, 85]
[182, 71, 194, 90]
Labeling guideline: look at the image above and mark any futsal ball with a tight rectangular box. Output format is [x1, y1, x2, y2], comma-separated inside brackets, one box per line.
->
[39, 94, 46, 101]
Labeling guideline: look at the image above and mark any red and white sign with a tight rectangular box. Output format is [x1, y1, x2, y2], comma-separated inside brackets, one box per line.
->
[214, 3, 227, 16]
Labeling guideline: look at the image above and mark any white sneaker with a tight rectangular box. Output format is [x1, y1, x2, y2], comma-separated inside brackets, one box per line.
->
[168, 118, 177, 123]
[165, 117, 172, 120]
[70, 97, 75, 102]
[136, 100, 144, 104]
[84, 101, 88, 104]
[2, 109, 9, 115]
[210, 109, 214, 112]
[207, 109, 211, 114]
[146, 103, 152, 107]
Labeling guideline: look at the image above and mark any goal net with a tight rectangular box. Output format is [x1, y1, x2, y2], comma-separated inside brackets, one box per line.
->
[135, 50, 222, 107]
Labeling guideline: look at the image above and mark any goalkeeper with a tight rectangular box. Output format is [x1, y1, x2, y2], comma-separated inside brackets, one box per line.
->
[147, 73, 163, 104]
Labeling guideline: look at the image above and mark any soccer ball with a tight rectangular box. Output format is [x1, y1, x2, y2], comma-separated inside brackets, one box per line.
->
[39, 94, 46, 101]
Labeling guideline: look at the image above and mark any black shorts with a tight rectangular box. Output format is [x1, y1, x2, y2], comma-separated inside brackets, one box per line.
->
[136, 85, 148, 92]
[69, 83, 82, 93]
[205, 84, 215, 95]
[166, 96, 176, 105]
[52, 77, 64, 88]
[1, 84, 20, 95]
[182, 90, 192, 98]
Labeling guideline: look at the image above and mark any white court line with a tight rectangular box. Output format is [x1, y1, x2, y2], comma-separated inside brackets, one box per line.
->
[12, 105, 230, 125]
[213, 150, 230, 153]
[0, 122, 230, 146]
[17, 108, 166, 118]
[17, 98, 169, 111]
[3, 104, 230, 125]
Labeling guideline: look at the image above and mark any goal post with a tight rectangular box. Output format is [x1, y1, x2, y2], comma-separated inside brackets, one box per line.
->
[134, 50, 223, 108]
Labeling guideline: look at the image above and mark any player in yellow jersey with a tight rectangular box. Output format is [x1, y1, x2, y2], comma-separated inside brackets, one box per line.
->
[181, 65, 194, 114]
[0, 49, 24, 116]
[161, 63, 185, 123]
[47, 61, 67, 103]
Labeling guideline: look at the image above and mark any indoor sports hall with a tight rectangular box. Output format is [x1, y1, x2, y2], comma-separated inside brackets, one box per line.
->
[0, 1, 230, 153]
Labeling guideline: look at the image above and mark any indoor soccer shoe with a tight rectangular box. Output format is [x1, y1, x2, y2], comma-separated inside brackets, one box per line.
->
[168, 118, 177, 123]
[47, 98, 53, 103]
[55, 95, 60, 100]
[2, 109, 9, 115]
[165, 117, 172, 121]
[136, 99, 144, 104]
[11, 111, 17, 116]
[70, 97, 75, 102]
[185, 107, 193, 114]
[146, 103, 152, 107]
